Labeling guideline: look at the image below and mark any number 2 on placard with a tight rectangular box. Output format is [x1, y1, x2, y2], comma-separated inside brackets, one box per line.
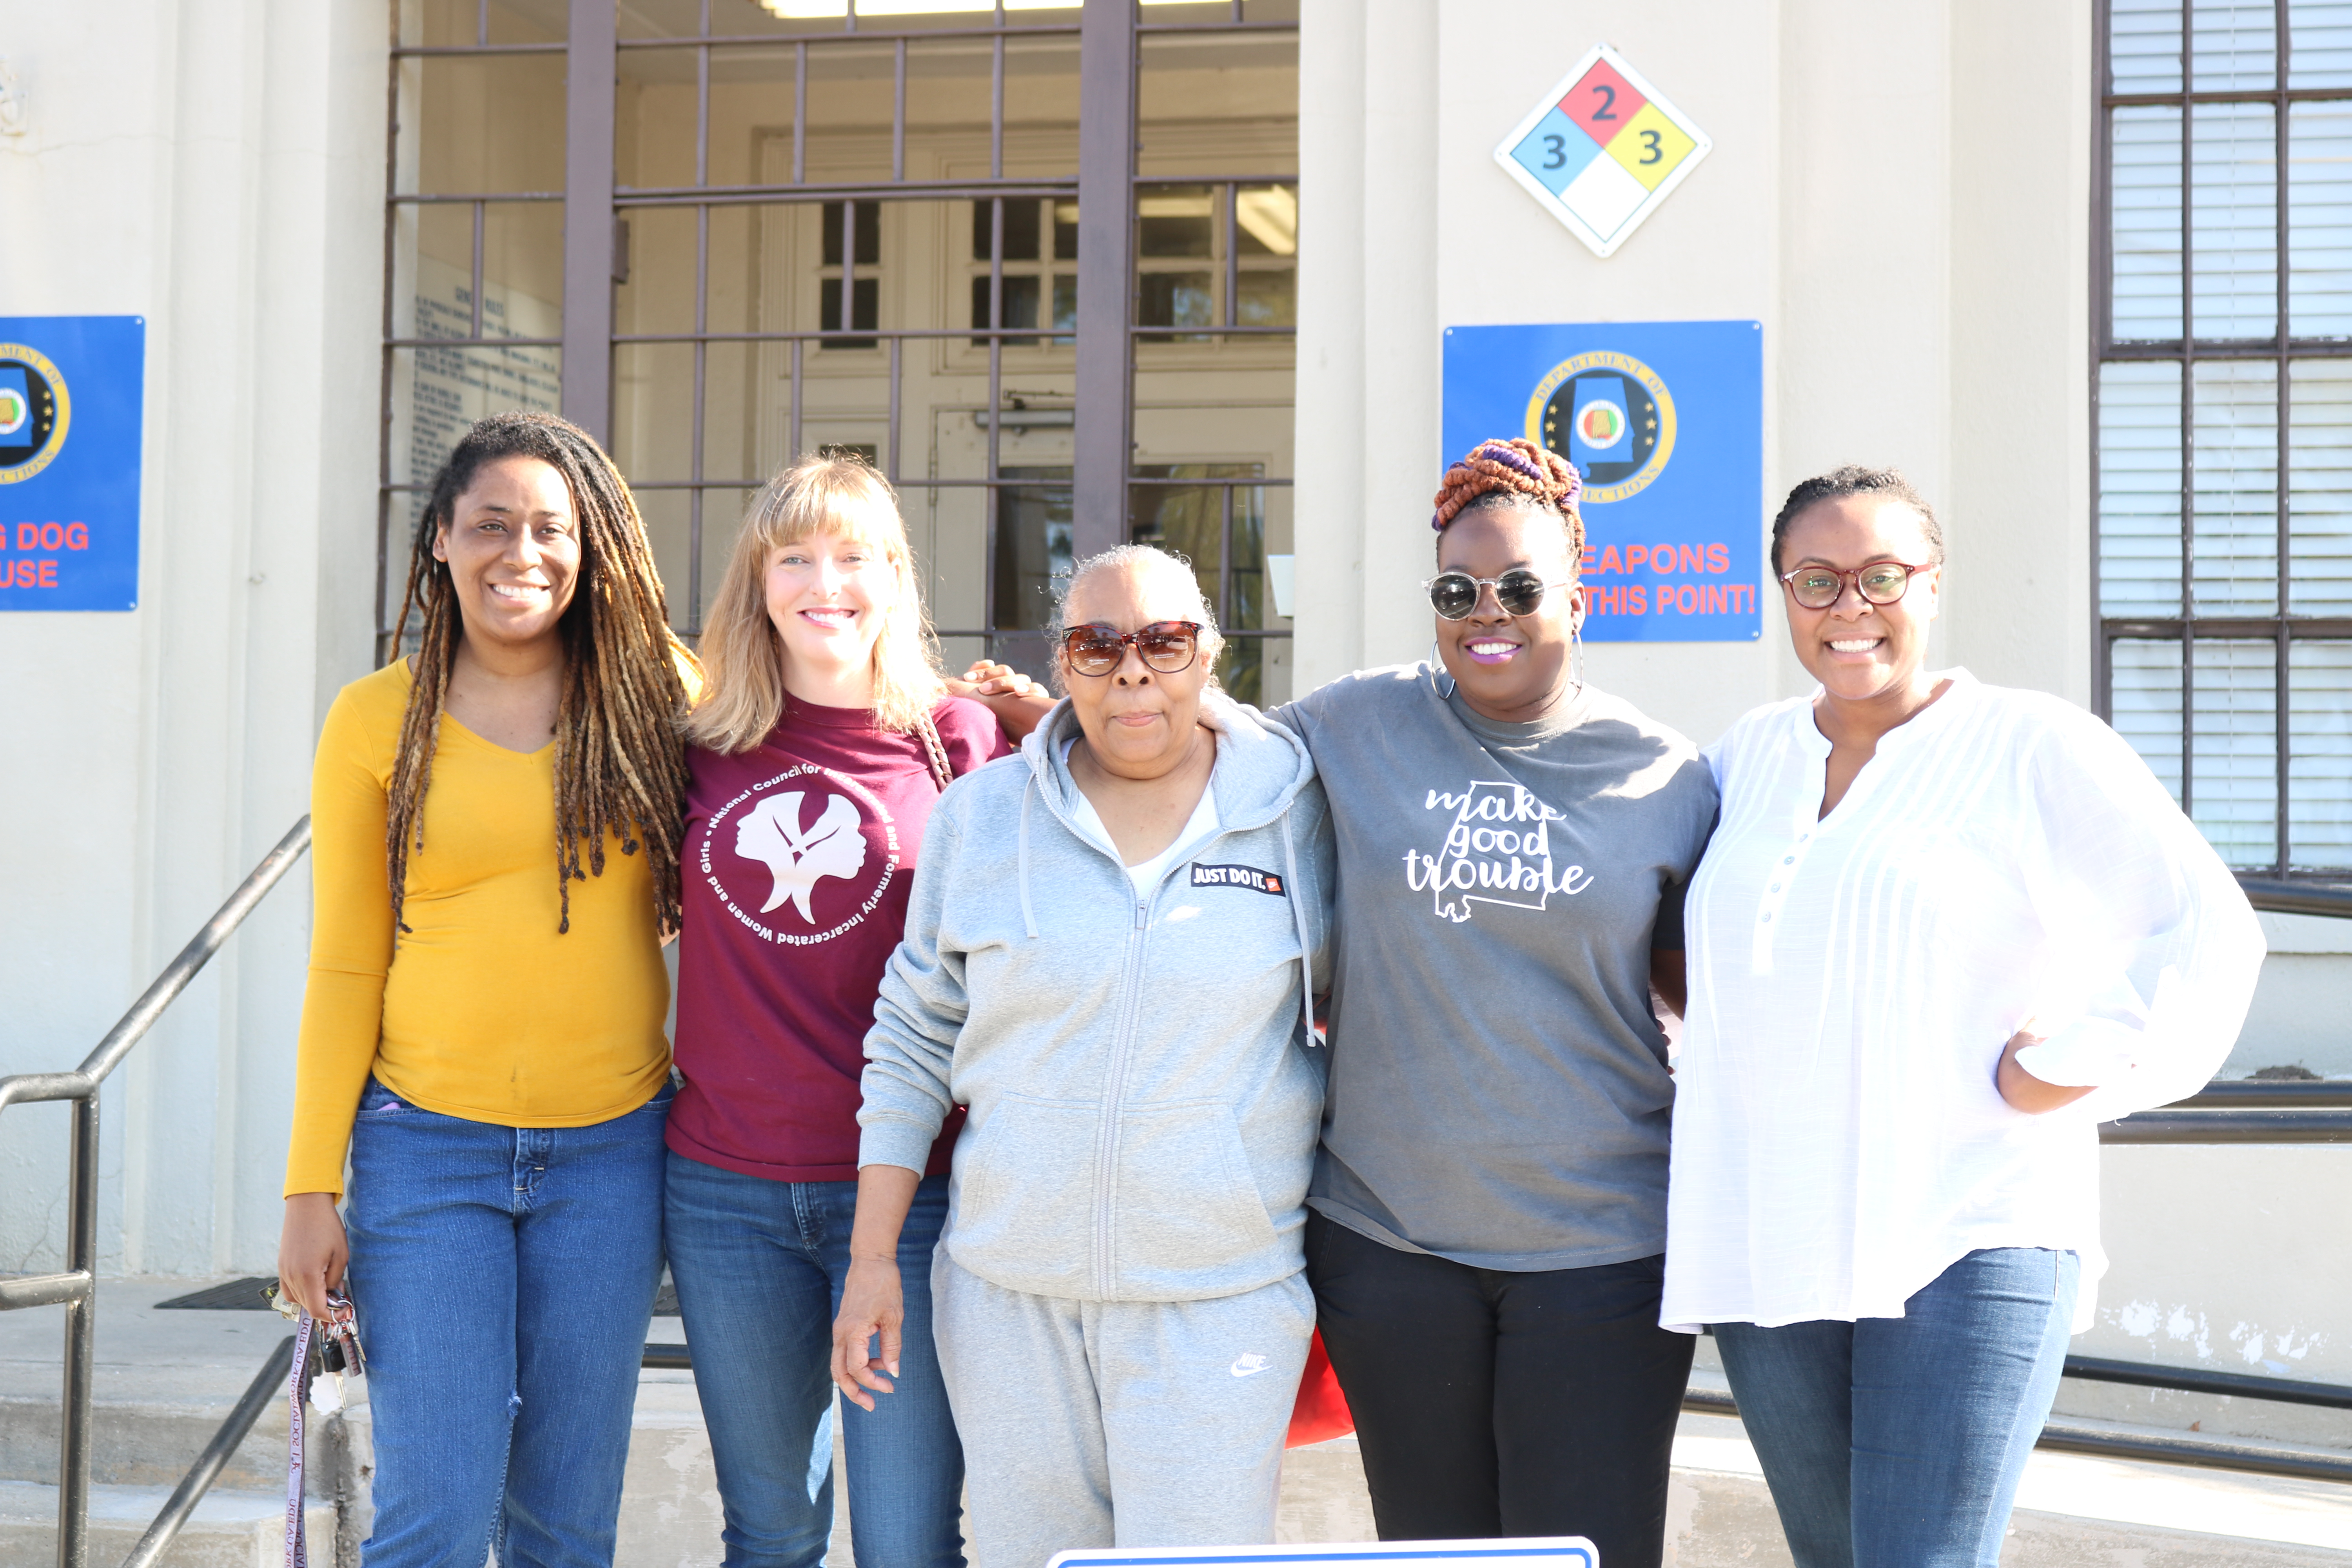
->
[1639, 128, 1661, 164]
[1541, 133, 1566, 170]
[1591, 83, 1617, 120]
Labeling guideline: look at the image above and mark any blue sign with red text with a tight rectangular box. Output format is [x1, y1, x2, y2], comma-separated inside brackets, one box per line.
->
[0, 316, 145, 611]
[1442, 319, 1761, 641]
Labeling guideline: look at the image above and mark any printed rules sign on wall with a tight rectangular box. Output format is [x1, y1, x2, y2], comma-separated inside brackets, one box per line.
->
[0, 316, 145, 611]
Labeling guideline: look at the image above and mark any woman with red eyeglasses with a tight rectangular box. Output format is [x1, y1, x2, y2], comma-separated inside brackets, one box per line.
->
[833, 543, 1334, 1568]
[1664, 466, 2264, 1567]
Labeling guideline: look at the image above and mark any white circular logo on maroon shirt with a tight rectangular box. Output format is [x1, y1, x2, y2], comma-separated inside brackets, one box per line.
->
[699, 763, 902, 945]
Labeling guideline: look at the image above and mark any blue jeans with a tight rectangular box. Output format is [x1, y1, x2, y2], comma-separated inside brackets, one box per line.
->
[1713, 1248, 2080, 1568]
[344, 1076, 671, 1568]
[663, 1154, 965, 1568]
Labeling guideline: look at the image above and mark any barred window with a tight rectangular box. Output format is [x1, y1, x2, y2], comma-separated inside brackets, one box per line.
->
[2098, 0, 2352, 875]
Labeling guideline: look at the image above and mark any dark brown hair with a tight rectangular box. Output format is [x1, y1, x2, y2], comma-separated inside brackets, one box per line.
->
[1771, 465, 1945, 573]
[1430, 437, 1586, 557]
[388, 411, 692, 936]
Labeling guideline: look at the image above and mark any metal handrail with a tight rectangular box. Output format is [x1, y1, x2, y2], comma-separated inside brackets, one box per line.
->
[2173, 1080, 2352, 1108]
[0, 817, 312, 1568]
[2239, 876, 2352, 918]
[2102, 1107, 2352, 1143]
[2065, 1352, 2352, 1412]
[2098, 1072, 2352, 1142]
[119, 1336, 299, 1568]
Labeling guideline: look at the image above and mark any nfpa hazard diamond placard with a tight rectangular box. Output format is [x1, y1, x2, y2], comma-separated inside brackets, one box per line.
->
[1493, 44, 1711, 258]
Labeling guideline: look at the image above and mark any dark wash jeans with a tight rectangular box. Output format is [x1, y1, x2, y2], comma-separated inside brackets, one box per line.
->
[343, 1076, 672, 1568]
[1305, 1210, 1693, 1568]
[1712, 1247, 2080, 1568]
[663, 1153, 964, 1568]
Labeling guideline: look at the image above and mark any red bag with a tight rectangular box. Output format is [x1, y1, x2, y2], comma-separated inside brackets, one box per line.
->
[1286, 1329, 1355, 1447]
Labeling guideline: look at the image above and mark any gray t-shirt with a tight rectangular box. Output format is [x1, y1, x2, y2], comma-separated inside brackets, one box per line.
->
[1269, 664, 1718, 1272]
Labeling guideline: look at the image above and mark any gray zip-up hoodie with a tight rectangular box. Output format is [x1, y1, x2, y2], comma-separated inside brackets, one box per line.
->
[858, 691, 1334, 1303]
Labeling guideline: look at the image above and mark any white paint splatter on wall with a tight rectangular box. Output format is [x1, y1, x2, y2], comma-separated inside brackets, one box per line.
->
[2104, 1298, 2324, 1375]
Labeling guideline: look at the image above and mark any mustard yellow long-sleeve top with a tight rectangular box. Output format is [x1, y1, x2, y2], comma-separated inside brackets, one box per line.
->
[283, 661, 674, 1196]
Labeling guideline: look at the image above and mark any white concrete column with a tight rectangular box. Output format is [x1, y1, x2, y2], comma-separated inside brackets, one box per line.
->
[0, 0, 385, 1278]
[1944, 0, 2096, 705]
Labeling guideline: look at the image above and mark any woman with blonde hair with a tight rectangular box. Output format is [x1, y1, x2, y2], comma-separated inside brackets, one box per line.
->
[276, 410, 696, 1566]
[666, 452, 1031, 1568]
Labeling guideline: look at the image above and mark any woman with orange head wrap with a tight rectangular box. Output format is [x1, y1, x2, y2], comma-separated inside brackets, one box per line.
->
[1260, 437, 1715, 1566]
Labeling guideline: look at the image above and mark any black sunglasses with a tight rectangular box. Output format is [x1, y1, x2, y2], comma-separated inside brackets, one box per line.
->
[1060, 620, 1203, 677]
[1423, 569, 1572, 621]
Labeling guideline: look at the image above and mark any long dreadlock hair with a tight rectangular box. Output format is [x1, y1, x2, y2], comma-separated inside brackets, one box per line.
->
[388, 410, 693, 936]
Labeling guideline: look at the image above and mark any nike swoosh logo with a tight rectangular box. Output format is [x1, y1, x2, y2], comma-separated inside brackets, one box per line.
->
[1230, 1354, 1271, 1377]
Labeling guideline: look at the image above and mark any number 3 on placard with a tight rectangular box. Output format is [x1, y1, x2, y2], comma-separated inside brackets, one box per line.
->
[1639, 128, 1662, 164]
[1541, 133, 1566, 170]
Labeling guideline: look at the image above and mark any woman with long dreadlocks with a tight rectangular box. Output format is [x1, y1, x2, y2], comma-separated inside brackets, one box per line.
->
[275, 411, 697, 1568]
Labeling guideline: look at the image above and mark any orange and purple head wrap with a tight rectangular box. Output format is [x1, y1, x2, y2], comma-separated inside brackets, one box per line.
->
[1431, 437, 1585, 555]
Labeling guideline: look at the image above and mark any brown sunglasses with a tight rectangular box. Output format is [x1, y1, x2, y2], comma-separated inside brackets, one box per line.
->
[1060, 620, 1203, 677]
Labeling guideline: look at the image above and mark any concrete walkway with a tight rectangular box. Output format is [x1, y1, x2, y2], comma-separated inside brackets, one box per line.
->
[6, 1281, 2352, 1566]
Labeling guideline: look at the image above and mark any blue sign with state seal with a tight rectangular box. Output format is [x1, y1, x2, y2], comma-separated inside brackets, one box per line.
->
[1442, 319, 1762, 642]
[0, 316, 145, 611]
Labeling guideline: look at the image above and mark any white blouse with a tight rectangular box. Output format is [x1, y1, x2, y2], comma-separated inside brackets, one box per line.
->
[1662, 671, 2265, 1334]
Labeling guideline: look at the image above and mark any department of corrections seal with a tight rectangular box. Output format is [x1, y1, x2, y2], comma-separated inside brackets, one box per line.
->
[0, 344, 71, 486]
[1524, 349, 1676, 505]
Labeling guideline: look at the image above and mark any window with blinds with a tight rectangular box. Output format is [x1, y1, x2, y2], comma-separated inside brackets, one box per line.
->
[2098, 0, 2352, 875]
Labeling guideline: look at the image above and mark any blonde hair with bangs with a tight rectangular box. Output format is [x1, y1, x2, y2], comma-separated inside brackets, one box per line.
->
[686, 454, 947, 754]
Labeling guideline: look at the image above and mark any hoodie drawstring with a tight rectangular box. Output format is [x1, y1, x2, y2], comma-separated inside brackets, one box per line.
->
[1018, 773, 1040, 939]
[1280, 814, 1316, 1047]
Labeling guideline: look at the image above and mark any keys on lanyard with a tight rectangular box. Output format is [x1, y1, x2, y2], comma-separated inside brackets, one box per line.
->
[268, 1285, 366, 1404]
[265, 1286, 367, 1567]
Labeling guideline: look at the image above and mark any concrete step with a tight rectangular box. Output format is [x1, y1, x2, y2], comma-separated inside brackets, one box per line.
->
[0, 1479, 335, 1568]
[0, 1285, 312, 1494]
[16, 1283, 2352, 1568]
[0, 1390, 302, 1494]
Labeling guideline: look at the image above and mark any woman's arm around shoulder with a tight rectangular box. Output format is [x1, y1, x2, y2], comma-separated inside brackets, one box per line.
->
[946, 660, 1053, 743]
[1291, 777, 1338, 998]
[933, 690, 1026, 771]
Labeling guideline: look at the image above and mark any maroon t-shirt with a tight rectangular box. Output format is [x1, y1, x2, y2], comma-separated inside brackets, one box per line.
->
[667, 695, 1011, 1182]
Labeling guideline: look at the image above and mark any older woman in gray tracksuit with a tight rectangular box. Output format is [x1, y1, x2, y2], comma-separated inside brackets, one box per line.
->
[830, 543, 1333, 1568]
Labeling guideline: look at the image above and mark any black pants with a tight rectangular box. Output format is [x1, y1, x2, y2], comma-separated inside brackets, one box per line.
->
[1306, 1210, 1693, 1568]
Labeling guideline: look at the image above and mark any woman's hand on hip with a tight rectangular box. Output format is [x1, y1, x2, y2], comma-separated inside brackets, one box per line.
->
[1996, 1029, 2097, 1114]
[831, 1255, 906, 1410]
[277, 1193, 349, 1319]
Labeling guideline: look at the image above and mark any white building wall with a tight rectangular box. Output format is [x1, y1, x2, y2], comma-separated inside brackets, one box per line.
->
[0, 0, 384, 1278]
[0, 0, 2342, 1444]
[1296, 0, 2352, 1431]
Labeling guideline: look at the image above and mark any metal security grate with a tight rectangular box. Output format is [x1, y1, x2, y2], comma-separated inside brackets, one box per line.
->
[2094, 0, 2352, 878]
[377, 0, 1299, 701]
